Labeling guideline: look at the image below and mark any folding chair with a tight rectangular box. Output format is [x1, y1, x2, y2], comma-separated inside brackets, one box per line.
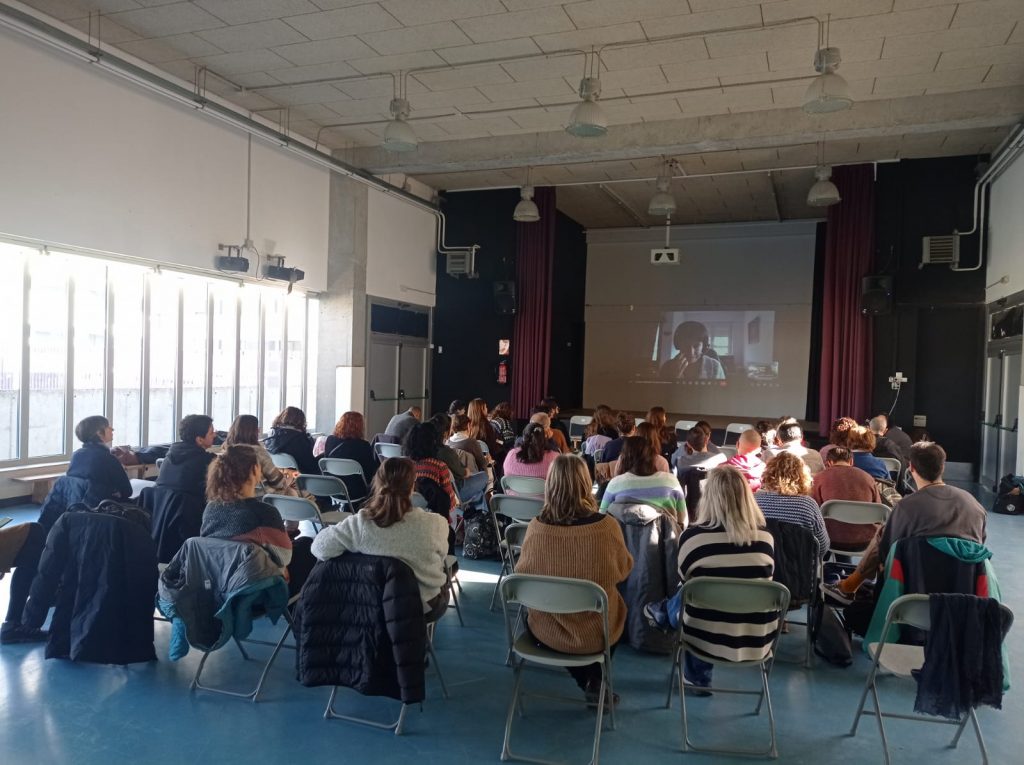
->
[666, 577, 790, 758]
[499, 575, 615, 765]
[722, 422, 754, 446]
[264, 493, 339, 532]
[501, 475, 546, 498]
[477, 440, 491, 457]
[318, 457, 369, 510]
[820, 500, 889, 559]
[634, 417, 646, 427]
[270, 452, 299, 470]
[295, 474, 352, 525]
[374, 442, 403, 461]
[675, 420, 697, 437]
[878, 456, 902, 482]
[568, 416, 593, 445]
[489, 494, 544, 611]
[412, 492, 428, 508]
[849, 594, 1014, 765]
[718, 445, 737, 459]
[765, 519, 822, 668]
[444, 554, 464, 627]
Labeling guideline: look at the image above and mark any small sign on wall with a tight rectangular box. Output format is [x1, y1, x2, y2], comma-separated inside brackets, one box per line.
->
[650, 248, 679, 265]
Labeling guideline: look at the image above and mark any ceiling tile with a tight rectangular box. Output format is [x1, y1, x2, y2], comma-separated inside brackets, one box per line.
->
[641, 5, 763, 39]
[436, 37, 542, 65]
[15, 1, 101, 21]
[267, 60, 361, 84]
[499, 0, 578, 9]
[379, 0, 506, 27]
[984, 61, 1024, 85]
[830, 6, 957, 42]
[415, 63, 513, 91]
[937, 42, 1024, 70]
[67, 15, 142, 43]
[117, 32, 225, 63]
[195, 20, 309, 53]
[108, 3, 226, 36]
[485, 77, 576, 103]
[455, 6, 575, 44]
[323, 96, 392, 117]
[563, 0, 689, 30]
[532, 22, 646, 53]
[194, 48, 296, 75]
[194, 0, 321, 26]
[600, 66, 668, 92]
[272, 36, 377, 66]
[760, 0, 895, 25]
[501, 54, 583, 83]
[881, 23, 1010, 59]
[952, 0, 1024, 28]
[333, 75, 411, 98]
[662, 52, 768, 84]
[705, 22, 815, 59]
[348, 50, 447, 74]
[873, 65, 990, 97]
[601, 37, 708, 70]
[768, 38, 883, 72]
[358, 21, 472, 56]
[283, 5, 402, 41]
[408, 87, 490, 110]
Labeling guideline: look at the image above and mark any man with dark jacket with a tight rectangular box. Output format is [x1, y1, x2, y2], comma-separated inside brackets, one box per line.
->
[874, 413, 913, 460]
[384, 407, 421, 442]
[156, 415, 217, 499]
[869, 415, 907, 470]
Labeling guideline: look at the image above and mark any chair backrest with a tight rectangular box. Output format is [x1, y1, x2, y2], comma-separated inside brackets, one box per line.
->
[296, 473, 347, 499]
[681, 576, 790, 617]
[319, 457, 366, 480]
[878, 456, 902, 477]
[500, 574, 607, 616]
[459, 470, 489, 505]
[820, 499, 889, 526]
[568, 415, 593, 439]
[374, 442, 403, 460]
[764, 518, 818, 604]
[675, 419, 697, 436]
[270, 452, 299, 470]
[722, 423, 754, 446]
[501, 474, 546, 497]
[412, 492, 428, 508]
[505, 522, 530, 549]
[490, 494, 544, 523]
[718, 445, 737, 459]
[264, 493, 321, 522]
[634, 417, 645, 427]
[883, 593, 1015, 636]
[476, 439, 490, 455]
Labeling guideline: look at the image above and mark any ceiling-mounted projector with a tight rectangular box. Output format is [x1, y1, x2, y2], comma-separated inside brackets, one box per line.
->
[215, 243, 250, 273]
[264, 254, 304, 292]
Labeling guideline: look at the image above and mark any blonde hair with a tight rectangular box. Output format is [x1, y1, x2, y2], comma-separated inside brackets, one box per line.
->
[761, 452, 812, 496]
[696, 465, 765, 546]
[540, 455, 598, 525]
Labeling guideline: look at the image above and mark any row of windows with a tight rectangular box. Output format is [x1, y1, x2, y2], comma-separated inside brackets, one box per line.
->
[0, 240, 319, 465]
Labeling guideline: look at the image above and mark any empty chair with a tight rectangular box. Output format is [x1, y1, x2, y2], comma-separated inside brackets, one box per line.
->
[819, 500, 889, 558]
[878, 456, 902, 481]
[270, 452, 299, 471]
[722, 423, 754, 446]
[499, 575, 616, 765]
[374, 442, 403, 461]
[500, 474, 546, 498]
[674, 420, 697, 437]
[318, 458, 370, 510]
[488, 494, 544, 611]
[294, 475, 353, 525]
[850, 593, 1014, 765]
[568, 415, 593, 442]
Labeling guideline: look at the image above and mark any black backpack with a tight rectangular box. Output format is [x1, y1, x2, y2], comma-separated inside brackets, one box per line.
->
[462, 510, 501, 560]
[991, 474, 1024, 516]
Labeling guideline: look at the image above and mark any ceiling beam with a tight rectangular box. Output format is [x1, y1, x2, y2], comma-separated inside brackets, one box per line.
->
[341, 88, 1024, 177]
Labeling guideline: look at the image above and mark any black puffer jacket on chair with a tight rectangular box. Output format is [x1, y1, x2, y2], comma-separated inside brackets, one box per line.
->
[293, 553, 428, 703]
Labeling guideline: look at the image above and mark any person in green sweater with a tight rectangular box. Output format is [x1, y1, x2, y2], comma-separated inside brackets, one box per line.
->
[600, 436, 687, 524]
[516, 455, 634, 706]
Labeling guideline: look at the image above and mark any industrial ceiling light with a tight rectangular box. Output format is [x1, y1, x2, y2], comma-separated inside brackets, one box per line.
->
[807, 164, 841, 207]
[648, 161, 677, 217]
[566, 51, 607, 137]
[383, 96, 416, 152]
[803, 18, 852, 114]
[514, 169, 540, 222]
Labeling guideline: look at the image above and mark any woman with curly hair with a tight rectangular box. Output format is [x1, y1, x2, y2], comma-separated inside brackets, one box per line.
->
[321, 411, 378, 499]
[819, 416, 858, 462]
[754, 452, 829, 557]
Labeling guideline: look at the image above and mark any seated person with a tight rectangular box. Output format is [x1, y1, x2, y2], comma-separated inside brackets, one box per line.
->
[515, 455, 633, 705]
[615, 423, 671, 475]
[69, 415, 133, 501]
[643, 465, 775, 692]
[694, 420, 721, 455]
[311, 457, 449, 616]
[447, 400, 467, 417]
[157, 414, 217, 499]
[200, 445, 315, 597]
[263, 406, 319, 476]
[600, 412, 636, 465]
[601, 436, 686, 524]
[503, 423, 558, 481]
[517, 411, 565, 454]
[403, 422, 458, 519]
[812, 446, 882, 551]
[532, 407, 570, 453]
[755, 420, 777, 462]
[646, 406, 678, 463]
[384, 406, 422, 442]
[822, 441, 987, 605]
[224, 414, 297, 497]
[447, 413, 488, 474]
[540, 397, 571, 446]
[659, 321, 726, 381]
[427, 413, 467, 486]
[819, 416, 857, 463]
[873, 413, 913, 460]
[869, 415, 907, 469]
[467, 399, 505, 461]
[754, 453, 829, 558]
[323, 411, 379, 496]
[726, 429, 766, 491]
[846, 425, 891, 481]
[0, 522, 48, 644]
[672, 426, 727, 478]
[770, 422, 825, 475]
[489, 401, 517, 446]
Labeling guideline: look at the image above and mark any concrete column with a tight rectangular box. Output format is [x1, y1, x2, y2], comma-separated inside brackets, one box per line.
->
[314, 174, 368, 432]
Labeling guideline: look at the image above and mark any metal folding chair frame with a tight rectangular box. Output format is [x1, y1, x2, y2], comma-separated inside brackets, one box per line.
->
[665, 577, 791, 759]
[499, 575, 614, 765]
[488, 495, 544, 611]
[849, 593, 1013, 765]
[374, 442, 403, 461]
[722, 422, 754, 446]
[500, 474, 546, 498]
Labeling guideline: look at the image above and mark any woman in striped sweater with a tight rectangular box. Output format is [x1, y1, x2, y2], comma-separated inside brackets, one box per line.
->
[754, 452, 830, 557]
[601, 436, 686, 523]
[644, 465, 776, 691]
[200, 445, 315, 596]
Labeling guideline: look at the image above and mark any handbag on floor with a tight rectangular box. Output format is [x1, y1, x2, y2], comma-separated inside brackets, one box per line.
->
[991, 474, 1024, 515]
[814, 604, 852, 667]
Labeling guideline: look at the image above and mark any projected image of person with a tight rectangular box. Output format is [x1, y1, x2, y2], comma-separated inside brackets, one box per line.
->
[659, 321, 726, 381]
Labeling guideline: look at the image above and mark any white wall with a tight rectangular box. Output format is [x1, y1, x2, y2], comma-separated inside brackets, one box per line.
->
[366, 188, 438, 307]
[987, 150, 1024, 304]
[0, 27, 330, 290]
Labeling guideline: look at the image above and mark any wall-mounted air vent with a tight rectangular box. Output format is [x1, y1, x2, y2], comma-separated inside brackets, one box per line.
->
[921, 235, 960, 268]
[445, 250, 476, 277]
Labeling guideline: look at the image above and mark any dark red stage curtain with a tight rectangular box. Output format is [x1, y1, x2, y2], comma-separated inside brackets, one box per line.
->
[511, 187, 556, 418]
[818, 165, 875, 436]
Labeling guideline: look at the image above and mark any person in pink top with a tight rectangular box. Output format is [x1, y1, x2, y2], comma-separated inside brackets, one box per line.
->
[727, 429, 766, 491]
[503, 422, 558, 481]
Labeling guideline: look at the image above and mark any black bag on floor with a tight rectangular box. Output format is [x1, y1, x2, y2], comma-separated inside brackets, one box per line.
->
[814, 605, 853, 667]
[462, 510, 500, 560]
[991, 474, 1024, 516]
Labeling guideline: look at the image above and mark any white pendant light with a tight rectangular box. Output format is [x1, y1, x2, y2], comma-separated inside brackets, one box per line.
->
[648, 163, 677, 217]
[566, 51, 608, 137]
[383, 96, 417, 152]
[807, 164, 841, 207]
[514, 168, 540, 223]
[803, 20, 853, 114]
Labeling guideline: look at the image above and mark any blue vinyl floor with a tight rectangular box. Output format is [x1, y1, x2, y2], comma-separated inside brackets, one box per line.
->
[1, 482, 1021, 765]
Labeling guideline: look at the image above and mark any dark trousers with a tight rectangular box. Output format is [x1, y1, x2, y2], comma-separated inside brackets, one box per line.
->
[7, 523, 46, 624]
[526, 625, 616, 691]
[287, 537, 317, 598]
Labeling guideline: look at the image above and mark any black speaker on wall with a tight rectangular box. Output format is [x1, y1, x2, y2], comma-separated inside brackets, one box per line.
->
[861, 275, 893, 315]
[494, 281, 517, 315]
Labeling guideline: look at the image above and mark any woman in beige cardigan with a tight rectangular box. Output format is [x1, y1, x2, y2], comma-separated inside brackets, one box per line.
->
[515, 454, 634, 705]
